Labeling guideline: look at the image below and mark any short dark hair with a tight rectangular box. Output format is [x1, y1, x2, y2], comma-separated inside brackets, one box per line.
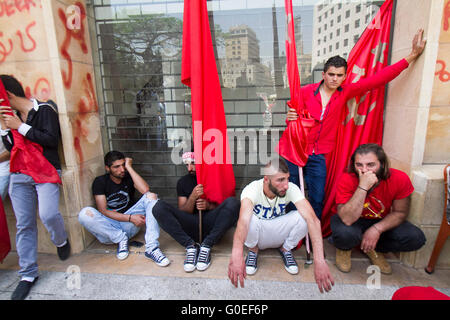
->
[324, 55, 348, 73]
[104, 150, 125, 167]
[349, 143, 391, 180]
[263, 157, 289, 175]
[0, 75, 26, 98]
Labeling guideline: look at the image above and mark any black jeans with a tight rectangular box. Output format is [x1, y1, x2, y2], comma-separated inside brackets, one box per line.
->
[152, 197, 240, 248]
[330, 214, 426, 253]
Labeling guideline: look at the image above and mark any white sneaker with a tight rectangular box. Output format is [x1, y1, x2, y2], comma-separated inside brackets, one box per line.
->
[145, 247, 170, 267]
[279, 249, 298, 275]
[116, 239, 129, 260]
[184, 244, 198, 272]
[245, 251, 258, 275]
[196, 245, 211, 271]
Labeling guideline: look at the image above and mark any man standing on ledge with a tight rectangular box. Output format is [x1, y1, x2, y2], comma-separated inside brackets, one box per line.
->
[286, 29, 426, 220]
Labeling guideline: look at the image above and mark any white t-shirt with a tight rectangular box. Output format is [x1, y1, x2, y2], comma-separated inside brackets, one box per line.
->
[0, 139, 9, 176]
[240, 178, 305, 220]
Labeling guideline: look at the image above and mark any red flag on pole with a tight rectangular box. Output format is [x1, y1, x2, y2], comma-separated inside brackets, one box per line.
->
[181, 0, 235, 204]
[0, 196, 9, 263]
[276, 0, 314, 167]
[0, 80, 61, 185]
[321, 0, 394, 236]
[0, 81, 10, 263]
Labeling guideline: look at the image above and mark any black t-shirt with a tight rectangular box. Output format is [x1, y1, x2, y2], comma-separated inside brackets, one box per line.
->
[92, 173, 136, 213]
[176, 173, 201, 214]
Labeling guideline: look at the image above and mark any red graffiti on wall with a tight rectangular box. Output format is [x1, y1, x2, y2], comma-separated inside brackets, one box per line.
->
[58, 1, 88, 89]
[0, 20, 37, 63]
[16, 21, 36, 52]
[24, 77, 51, 101]
[436, 60, 450, 82]
[0, 31, 13, 63]
[0, 0, 37, 17]
[73, 72, 98, 165]
[444, 0, 450, 31]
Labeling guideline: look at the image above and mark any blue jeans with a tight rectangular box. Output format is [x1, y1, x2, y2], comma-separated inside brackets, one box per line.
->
[9, 172, 67, 279]
[78, 194, 160, 253]
[287, 154, 327, 220]
[0, 174, 10, 201]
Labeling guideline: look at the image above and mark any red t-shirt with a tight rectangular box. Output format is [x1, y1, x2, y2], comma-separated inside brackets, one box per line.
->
[334, 168, 414, 219]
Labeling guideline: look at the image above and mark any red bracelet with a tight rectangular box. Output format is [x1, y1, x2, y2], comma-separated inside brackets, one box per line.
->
[128, 214, 132, 222]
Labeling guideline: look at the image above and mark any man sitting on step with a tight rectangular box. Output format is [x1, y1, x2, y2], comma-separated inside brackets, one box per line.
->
[331, 143, 426, 274]
[152, 151, 240, 273]
[78, 151, 169, 266]
[228, 157, 334, 293]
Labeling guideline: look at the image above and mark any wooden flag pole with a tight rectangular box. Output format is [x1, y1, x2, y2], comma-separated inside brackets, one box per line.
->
[199, 209, 202, 244]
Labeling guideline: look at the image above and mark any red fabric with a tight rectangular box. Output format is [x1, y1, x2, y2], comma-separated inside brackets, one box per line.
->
[0, 80, 61, 184]
[392, 286, 450, 300]
[181, 0, 235, 204]
[0, 195, 9, 263]
[299, 58, 408, 156]
[334, 169, 414, 219]
[276, 0, 313, 167]
[321, 0, 398, 236]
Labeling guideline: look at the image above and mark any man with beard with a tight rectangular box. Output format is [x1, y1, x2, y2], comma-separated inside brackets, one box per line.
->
[331, 144, 426, 274]
[152, 152, 239, 272]
[228, 158, 334, 294]
[78, 151, 169, 266]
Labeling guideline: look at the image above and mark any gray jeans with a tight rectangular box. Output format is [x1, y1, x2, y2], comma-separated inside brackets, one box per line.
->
[9, 172, 67, 279]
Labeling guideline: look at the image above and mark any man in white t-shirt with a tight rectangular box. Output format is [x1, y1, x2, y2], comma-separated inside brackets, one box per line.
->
[228, 158, 334, 293]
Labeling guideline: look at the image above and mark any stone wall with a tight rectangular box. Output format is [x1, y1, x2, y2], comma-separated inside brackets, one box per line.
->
[0, 0, 104, 254]
[384, 0, 449, 269]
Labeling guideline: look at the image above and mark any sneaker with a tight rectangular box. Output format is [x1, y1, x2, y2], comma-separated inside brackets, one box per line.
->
[184, 244, 198, 272]
[245, 250, 258, 275]
[145, 247, 170, 267]
[279, 249, 298, 275]
[196, 245, 211, 271]
[11, 278, 38, 300]
[116, 238, 129, 260]
[57, 239, 71, 261]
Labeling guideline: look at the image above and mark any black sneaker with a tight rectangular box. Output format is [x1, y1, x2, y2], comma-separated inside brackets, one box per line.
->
[245, 250, 258, 275]
[196, 244, 211, 271]
[11, 278, 38, 300]
[279, 249, 299, 275]
[184, 244, 198, 273]
[57, 239, 71, 261]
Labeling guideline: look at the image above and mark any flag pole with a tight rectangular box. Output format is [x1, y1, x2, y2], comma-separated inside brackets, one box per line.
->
[199, 209, 202, 244]
[299, 166, 312, 264]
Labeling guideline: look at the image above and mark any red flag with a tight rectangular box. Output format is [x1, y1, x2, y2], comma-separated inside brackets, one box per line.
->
[276, 0, 314, 167]
[0, 80, 61, 184]
[0, 196, 9, 263]
[321, 0, 394, 236]
[181, 0, 235, 204]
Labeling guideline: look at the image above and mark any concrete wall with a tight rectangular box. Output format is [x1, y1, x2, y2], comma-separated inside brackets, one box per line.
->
[384, 0, 450, 268]
[0, 0, 104, 254]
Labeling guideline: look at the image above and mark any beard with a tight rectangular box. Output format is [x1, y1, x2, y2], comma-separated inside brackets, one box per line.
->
[268, 180, 286, 197]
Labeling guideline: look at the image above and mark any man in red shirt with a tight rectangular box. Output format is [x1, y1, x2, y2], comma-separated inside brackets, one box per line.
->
[286, 29, 426, 220]
[330, 144, 426, 274]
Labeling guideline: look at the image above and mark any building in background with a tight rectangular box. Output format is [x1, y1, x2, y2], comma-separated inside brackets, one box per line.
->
[312, 0, 384, 70]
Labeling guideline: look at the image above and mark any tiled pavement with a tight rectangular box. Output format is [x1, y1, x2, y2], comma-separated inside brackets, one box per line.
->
[1, 227, 449, 300]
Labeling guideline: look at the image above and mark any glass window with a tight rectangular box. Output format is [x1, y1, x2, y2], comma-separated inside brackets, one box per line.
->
[89, 0, 384, 202]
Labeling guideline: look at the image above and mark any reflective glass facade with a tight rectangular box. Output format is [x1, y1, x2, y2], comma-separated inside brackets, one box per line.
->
[91, 0, 383, 204]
